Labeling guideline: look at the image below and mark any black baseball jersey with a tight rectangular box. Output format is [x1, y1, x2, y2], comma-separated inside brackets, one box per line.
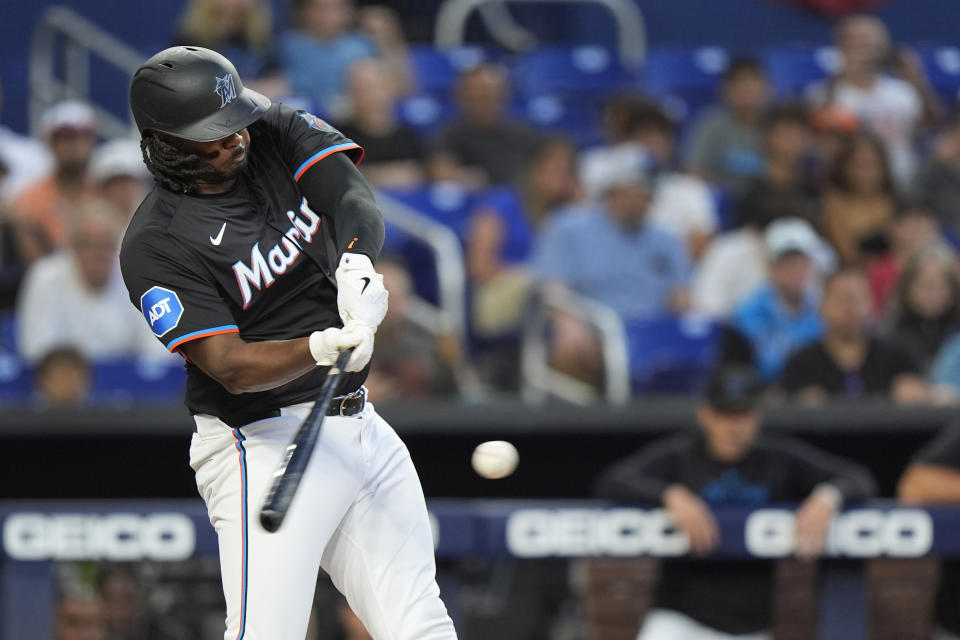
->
[595, 431, 876, 634]
[120, 104, 365, 427]
[911, 425, 960, 634]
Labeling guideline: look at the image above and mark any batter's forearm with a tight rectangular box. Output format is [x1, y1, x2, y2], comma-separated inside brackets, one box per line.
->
[298, 153, 384, 262]
[181, 334, 316, 394]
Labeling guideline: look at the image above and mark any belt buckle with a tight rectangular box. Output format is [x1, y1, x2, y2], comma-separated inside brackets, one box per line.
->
[338, 394, 350, 417]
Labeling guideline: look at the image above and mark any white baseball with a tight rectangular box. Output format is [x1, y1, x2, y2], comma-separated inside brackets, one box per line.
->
[471, 440, 519, 479]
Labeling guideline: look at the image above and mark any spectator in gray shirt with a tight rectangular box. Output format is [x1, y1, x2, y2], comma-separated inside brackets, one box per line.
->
[685, 59, 771, 196]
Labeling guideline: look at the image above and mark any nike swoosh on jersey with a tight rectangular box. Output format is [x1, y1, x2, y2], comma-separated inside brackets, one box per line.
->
[210, 222, 227, 246]
[360, 277, 371, 294]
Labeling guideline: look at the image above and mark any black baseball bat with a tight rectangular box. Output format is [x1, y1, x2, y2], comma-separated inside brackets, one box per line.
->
[259, 348, 353, 533]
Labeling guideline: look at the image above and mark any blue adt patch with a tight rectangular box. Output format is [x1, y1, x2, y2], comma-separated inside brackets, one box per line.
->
[140, 286, 184, 338]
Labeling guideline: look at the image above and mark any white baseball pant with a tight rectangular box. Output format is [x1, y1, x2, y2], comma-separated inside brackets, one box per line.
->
[189, 398, 458, 640]
[638, 609, 770, 640]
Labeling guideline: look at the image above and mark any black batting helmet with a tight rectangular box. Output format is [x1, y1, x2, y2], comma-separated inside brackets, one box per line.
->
[130, 46, 270, 142]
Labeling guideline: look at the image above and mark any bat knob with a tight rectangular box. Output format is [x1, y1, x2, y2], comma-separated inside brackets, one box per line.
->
[259, 508, 283, 533]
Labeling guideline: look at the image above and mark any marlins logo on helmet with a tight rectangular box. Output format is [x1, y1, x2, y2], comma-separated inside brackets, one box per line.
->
[214, 74, 238, 108]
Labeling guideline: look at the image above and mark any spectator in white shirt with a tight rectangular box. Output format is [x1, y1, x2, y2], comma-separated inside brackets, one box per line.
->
[16, 204, 169, 363]
[809, 14, 937, 188]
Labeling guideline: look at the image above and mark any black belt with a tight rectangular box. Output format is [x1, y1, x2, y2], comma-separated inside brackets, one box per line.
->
[326, 387, 366, 417]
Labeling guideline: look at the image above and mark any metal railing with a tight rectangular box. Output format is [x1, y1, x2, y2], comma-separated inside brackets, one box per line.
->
[435, 0, 647, 67]
[374, 191, 482, 396]
[29, 5, 142, 139]
[521, 284, 631, 405]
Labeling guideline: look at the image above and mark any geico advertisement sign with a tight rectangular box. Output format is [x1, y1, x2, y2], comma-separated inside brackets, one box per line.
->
[506, 508, 933, 558]
[2, 513, 196, 561]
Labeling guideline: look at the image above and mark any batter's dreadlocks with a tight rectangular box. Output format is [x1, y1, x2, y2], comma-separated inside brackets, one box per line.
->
[140, 131, 221, 194]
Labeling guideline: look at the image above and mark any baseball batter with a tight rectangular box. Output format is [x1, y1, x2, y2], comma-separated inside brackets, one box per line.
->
[119, 47, 457, 640]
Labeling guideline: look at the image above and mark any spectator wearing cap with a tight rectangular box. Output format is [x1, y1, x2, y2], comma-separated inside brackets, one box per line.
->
[580, 96, 716, 261]
[685, 59, 771, 196]
[11, 101, 100, 264]
[429, 64, 543, 188]
[595, 365, 876, 640]
[532, 159, 690, 383]
[780, 267, 929, 404]
[89, 139, 151, 219]
[16, 204, 169, 364]
[0, 78, 52, 202]
[732, 218, 825, 382]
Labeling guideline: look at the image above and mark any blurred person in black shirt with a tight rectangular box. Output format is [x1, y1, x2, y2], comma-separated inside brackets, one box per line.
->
[735, 102, 819, 231]
[429, 64, 542, 188]
[595, 365, 876, 639]
[336, 59, 425, 188]
[899, 425, 960, 640]
[781, 267, 929, 403]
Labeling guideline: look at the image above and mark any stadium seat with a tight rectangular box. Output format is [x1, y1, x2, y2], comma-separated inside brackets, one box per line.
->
[380, 182, 478, 242]
[409, 44, 499, 93]
[515, 94, 604, 148]
[0, 353, 29, 402]
[91, 359, 186, 404]
[626, 315, 722, 393]
[378, 183, 479, 304]
[512, 45, 636, 96]
[763, 44, 840, 97]
[641, 45, 731, 113]
[396, 93, 456, 134]
[914, 44, 960, 104]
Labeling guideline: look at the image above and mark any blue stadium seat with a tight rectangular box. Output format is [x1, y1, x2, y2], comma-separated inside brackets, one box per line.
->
[396, 93, 456, 135]
[91, 359, 186, 404]
[710, 185, 737, 231]
[409, 45, 499, 93]
[641, 46, 731, 113]
[626, 315, 722, 393]
[515, 94, 603, 147]
[763, 44, 840, 97]
[914, 44, 960, 104]
[378, 183, 479, 304]
[513, 45, 635, 96]
[380, 182, 478, 242]
[0, 353, 29, 402]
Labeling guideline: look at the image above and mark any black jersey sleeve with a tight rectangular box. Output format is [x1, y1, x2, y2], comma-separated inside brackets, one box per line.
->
[592, 435, 689, 503]
[912, 424, 960, 469]
[771, 437, 877, 503]
[120, 235, 239, 353]
[261, 104, 364, 181]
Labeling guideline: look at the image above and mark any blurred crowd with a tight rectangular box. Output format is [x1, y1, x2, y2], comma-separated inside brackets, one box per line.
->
[2, 1, 960, 408]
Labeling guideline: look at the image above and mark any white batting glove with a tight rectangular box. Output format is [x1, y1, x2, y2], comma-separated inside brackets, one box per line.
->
[335, 253, 389, 330]
[308, 325, 374, 372]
